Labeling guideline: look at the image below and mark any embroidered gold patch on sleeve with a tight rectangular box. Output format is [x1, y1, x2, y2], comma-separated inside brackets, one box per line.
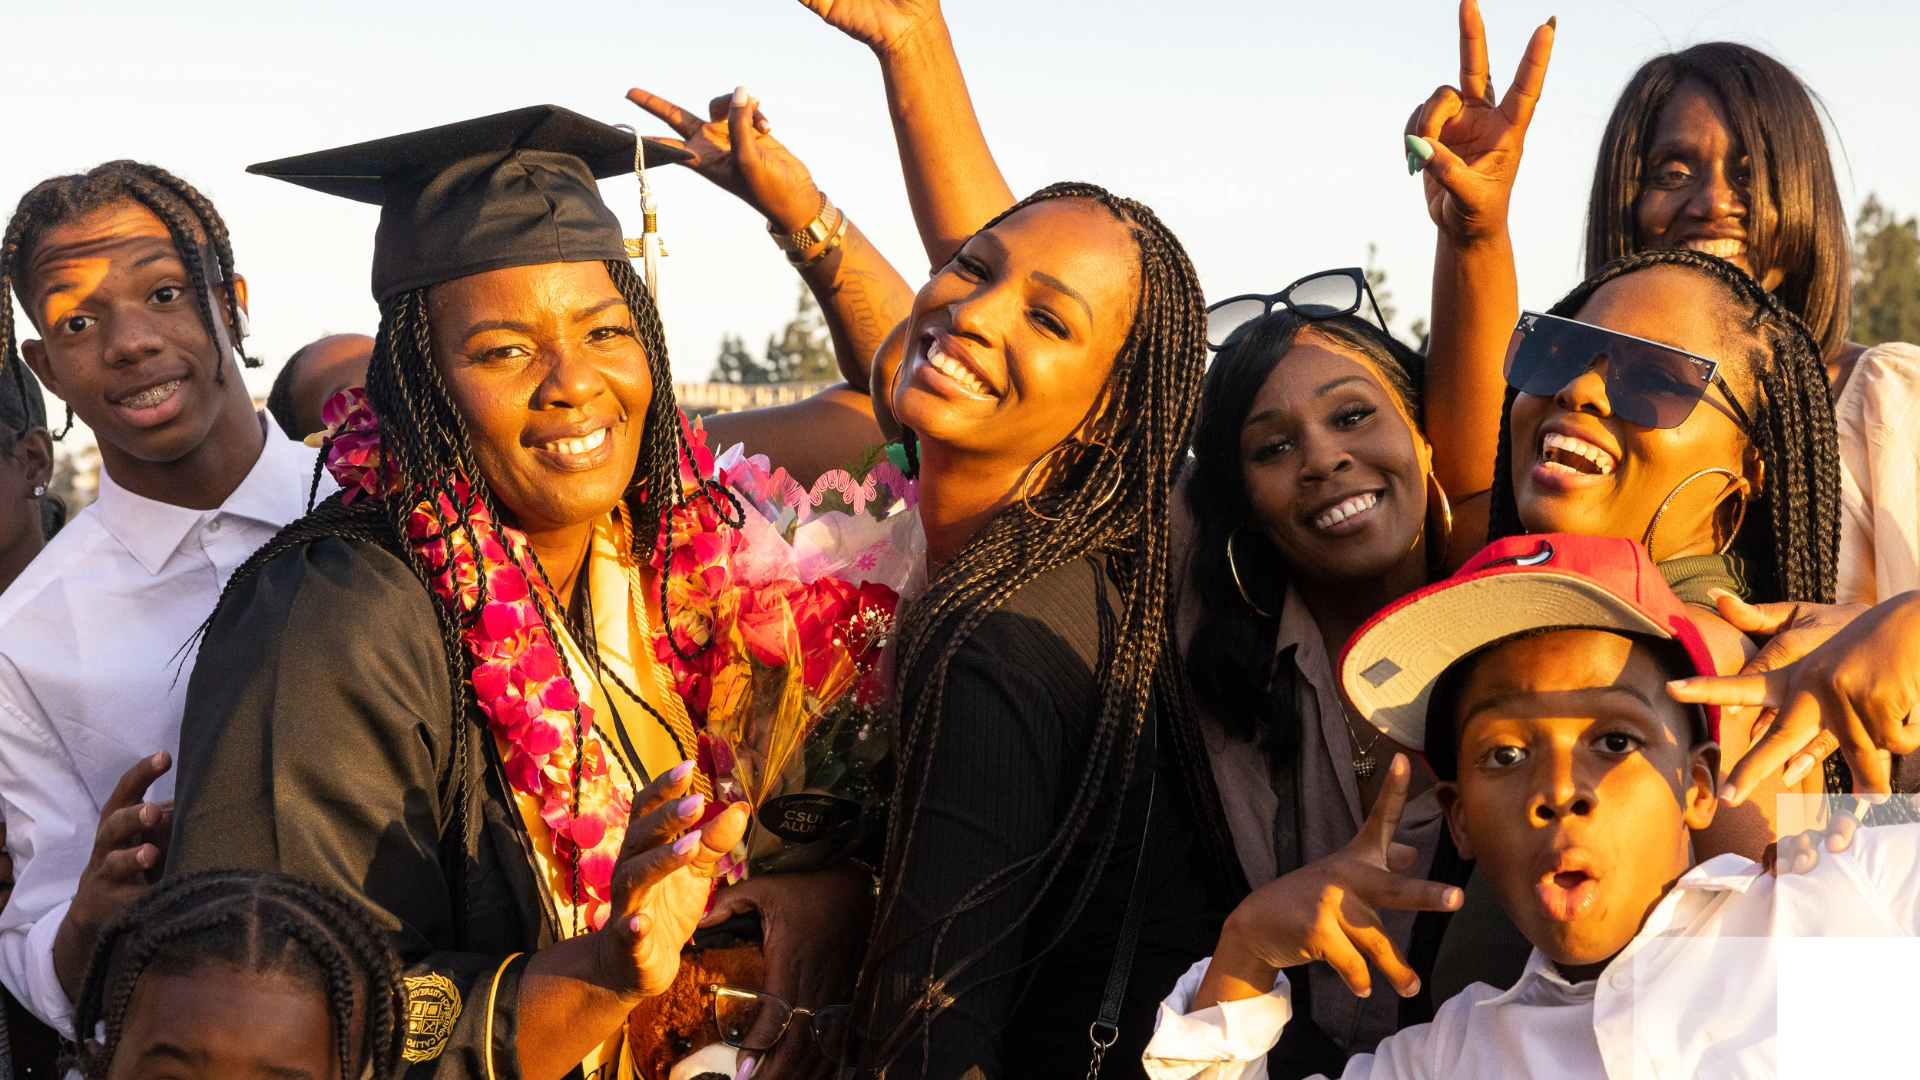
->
[402, 973, 463, 1063]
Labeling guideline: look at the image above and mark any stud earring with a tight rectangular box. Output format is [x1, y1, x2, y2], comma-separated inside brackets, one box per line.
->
[31, 484, 47, 498]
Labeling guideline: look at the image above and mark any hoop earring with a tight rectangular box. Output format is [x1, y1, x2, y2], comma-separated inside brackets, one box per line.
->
[1019, 441, 1121, 522]
[1644, 468, 1749, 561]
[1227, 526, 1277, 619]
[1422, 471, 1453, 576]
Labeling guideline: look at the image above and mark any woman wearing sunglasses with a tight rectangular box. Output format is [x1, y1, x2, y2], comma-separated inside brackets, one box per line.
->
[1400, 3, 1852, 1008]
[1177, 266, 1501, 1076]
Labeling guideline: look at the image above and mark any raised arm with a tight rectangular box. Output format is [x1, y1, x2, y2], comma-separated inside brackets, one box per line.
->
[798, 0, 1017, 268]
[1403, 0, 1555, 500]
[628, 85, 914, 391]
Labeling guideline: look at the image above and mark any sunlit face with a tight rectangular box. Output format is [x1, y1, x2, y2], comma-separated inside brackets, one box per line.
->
[104, 967, 344, 1080]
[1634, 80, 1784, 290]
[427, 261, 652, 537]
[893, 199, 1139, 469]
[1239, 335, 1429, 585]
[1508, 267, 1758, 561]
[20, 202, 248, 464]
[1436, 630, 1717, 976]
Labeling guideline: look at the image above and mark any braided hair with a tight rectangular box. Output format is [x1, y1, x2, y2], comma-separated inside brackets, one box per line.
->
[856, 183, 1242, 1070]
[1, 161, 254, 438]
[1487, 248, 1840, 604]
[198, 257, 685, 935]
[0, 345, 64, 537]
[1184, 311, 1426, 748]
[74, 869, 408, 1080]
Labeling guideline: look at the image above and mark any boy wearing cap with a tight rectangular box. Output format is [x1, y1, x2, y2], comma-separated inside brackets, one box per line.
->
[1141, 534, 1920, 1079]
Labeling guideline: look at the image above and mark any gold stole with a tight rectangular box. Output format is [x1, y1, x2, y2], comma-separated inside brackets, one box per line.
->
[497, 513, 694, 1080]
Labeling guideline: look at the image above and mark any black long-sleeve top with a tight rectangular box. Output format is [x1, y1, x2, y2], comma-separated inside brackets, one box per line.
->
[862, 557, 1225, 1079]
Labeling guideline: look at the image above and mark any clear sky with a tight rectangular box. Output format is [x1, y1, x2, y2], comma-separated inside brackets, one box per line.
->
[6, 0, 1918, 452]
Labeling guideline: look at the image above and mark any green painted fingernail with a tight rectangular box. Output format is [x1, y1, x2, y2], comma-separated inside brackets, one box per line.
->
[1406, 135, 1435, 164]
[1548, 15, 1558, 30]
[1406, 151, 1420, 176]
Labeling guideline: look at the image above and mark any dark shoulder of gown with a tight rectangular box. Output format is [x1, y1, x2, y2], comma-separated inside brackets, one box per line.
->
[861, 557, 1225, 1080]
[169, 536, 553, 1080]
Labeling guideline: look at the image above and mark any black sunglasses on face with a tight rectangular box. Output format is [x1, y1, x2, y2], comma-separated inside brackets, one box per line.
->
[1205, 266, 1390, 351]
[1503, 311, 1751, 431]
[710, 984, 853, 1064]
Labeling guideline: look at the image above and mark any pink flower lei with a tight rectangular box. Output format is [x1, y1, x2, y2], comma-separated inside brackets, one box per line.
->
[314, 387, 668, 929]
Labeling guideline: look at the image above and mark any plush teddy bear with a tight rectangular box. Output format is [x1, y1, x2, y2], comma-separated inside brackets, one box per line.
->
[627, 917, 766, 1080]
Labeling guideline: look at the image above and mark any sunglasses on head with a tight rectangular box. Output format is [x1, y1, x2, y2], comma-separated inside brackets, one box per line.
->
[1205, 266, 1390, 351]
[710, 984, 853, 1064]
[1503, 311, 1752, 431]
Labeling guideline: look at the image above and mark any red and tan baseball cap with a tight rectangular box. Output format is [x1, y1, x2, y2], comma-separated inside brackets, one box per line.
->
[1338, 533, 1720, 752]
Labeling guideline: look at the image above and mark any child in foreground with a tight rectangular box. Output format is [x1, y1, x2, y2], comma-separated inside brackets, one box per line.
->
[1143, 533, 1920, 1079]
[73, 869, 408, 1080]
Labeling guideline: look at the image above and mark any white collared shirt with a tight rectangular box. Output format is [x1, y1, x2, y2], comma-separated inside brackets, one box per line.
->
[1143, 822, 1920, 1080]
[0, 417, 329, 1033]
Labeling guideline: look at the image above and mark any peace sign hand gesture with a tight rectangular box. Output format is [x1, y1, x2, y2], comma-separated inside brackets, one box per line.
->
[627, 86, 824, 238]
[1193, 754, 1464, 1010]
[1404, 0, 1556, 244]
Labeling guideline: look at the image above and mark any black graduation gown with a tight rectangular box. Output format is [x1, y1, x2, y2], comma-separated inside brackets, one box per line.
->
[170, 536, 569, 1080]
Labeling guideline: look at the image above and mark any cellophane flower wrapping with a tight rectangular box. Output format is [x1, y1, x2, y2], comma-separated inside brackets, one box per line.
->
[655, 428, 921, 882]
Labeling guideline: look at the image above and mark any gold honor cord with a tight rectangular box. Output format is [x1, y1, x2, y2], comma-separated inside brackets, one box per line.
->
[616, 501, 710, 797]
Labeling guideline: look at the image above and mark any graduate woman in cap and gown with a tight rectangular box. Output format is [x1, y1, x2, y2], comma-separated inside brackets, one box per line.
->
[167, 105, 857, 1080]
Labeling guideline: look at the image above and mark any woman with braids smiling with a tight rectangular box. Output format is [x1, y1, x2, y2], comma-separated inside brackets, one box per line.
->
[164, 108, 798, 1080]
[797, 3, 1240, 1077]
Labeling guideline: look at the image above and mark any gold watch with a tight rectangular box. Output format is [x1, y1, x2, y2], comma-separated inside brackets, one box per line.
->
[768, 192, 841, 255]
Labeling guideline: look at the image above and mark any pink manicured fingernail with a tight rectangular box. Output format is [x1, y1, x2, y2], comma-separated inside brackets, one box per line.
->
[668, 760, 695, 782]
[673, 833, 700, 856]
[734, 1057, 757, 1080]
[678, 794, 706, 818]
[629, 915, 641, 933]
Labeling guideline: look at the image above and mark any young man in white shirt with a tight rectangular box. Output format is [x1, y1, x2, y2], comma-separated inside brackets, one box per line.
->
[1144, 533, 1920, 1079]
[0, 161, 330, 1036]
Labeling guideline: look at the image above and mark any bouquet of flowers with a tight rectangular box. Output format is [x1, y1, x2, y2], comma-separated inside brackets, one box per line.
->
[653, 422, 921, 881]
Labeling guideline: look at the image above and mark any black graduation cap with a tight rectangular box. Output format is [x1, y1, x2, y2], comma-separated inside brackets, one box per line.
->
[249, 104, 692, 300]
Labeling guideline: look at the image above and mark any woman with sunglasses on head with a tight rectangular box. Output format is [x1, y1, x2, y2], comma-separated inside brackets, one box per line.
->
[1181, 260, 1522, 1074]
[796, 2, 1243, 1077]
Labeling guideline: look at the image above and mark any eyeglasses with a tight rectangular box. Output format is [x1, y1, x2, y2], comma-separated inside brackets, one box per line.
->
[1205, 267, 1390, 351]
[1503, 311, 1751, 431]
[710, 985, 853, 1064]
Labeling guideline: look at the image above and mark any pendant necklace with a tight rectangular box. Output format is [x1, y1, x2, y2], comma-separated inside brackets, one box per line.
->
[1347, 714, 1386, 780]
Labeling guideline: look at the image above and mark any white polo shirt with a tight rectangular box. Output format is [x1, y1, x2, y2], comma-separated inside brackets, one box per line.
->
[1143, 822, 1920, 1080]
[0, 416, 330, 1034]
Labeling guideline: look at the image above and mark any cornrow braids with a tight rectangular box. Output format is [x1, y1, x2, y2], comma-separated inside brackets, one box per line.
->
[0, 161, 253, 440]
[73, 869, 408, 1080]
[854, 183, 1243, 1071]
[195, 257, 686, 939]
[1487, 247, 1840, 606]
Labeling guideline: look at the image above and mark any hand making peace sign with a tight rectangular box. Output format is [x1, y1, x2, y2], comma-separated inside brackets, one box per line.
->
[626, 84, 824, 238]
[1404, 0, 1557, 244]
[1194, 754, 1464, 1010]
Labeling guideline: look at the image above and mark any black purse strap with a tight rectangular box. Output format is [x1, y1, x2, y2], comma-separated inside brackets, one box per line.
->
[1086, 720, 1160, 1079]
